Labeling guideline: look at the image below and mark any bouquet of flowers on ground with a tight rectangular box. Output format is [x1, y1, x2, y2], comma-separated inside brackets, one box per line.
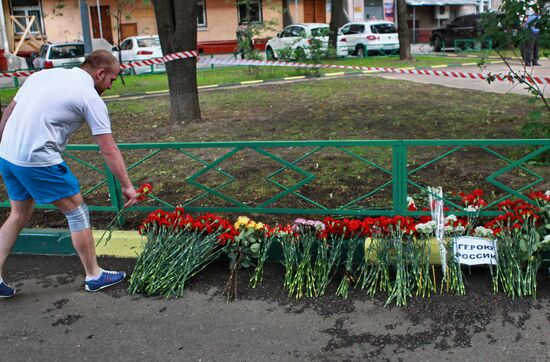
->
[281, 218, 324, 298]
[223, 216, 269, 302]
[313, 218, 345, 297]
[128, 208, 234, 297]
[249, 223, 295, 289]
[319, 217, 365, 299]
[485, 197, 544, 297]
[358, 216, 432, 307]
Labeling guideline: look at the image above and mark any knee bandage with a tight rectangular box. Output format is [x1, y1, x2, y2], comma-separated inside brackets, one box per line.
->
[64, 204, 91, 232]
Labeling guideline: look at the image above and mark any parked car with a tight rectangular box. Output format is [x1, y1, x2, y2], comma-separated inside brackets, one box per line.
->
[32, 42, 85, 69]
[265, 23, 348, 60]
[339, 21, 399, 57]
[113, 35, 164, 74]
[429, 13, 505, 52]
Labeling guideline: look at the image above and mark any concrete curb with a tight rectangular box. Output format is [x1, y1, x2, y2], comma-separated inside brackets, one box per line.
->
[13, 228, 143, 258]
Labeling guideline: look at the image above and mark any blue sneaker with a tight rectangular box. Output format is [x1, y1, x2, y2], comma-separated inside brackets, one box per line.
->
[84, 270, 126, 292]
[0, 280, 15, 298]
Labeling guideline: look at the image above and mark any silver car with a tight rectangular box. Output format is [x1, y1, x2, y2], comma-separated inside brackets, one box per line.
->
[32, 42, 85, 69]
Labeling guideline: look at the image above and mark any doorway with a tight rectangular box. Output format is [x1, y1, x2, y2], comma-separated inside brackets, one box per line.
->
[120, 23, 138, 41]
[90, 5, 113, 44]
[364, 0, 383, 20]
[303, 0, 326, 23]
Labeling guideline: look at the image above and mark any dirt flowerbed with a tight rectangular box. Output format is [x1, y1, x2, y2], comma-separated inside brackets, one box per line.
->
[2, 76, 549, 229]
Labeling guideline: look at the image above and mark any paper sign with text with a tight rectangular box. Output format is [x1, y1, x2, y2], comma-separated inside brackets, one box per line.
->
[453, 236, 497, 266]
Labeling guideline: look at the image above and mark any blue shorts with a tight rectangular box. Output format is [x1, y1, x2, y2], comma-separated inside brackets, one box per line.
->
[0, 158, 80, 204]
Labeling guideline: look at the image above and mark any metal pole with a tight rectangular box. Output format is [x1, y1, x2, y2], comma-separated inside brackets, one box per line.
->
[79, 0, 93, 54]
[96, 0, 103, 39]
[0, 0, 10, 51]
[295, 0, 298, 22]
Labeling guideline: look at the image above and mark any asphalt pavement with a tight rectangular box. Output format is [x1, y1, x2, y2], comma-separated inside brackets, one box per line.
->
[1, 255, 550, 361]
[372, 58, 550, 98]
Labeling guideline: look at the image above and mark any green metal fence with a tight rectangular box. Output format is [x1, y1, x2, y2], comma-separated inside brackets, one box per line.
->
[0, 139, 547, 217]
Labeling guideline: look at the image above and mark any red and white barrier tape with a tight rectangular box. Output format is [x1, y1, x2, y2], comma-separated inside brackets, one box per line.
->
[198, 57, 550, 86]
[119, 50, 198, 70]
[2, 49, 549, 87]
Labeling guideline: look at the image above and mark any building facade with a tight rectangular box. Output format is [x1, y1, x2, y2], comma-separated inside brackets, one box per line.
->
[0, 0, 504, 67]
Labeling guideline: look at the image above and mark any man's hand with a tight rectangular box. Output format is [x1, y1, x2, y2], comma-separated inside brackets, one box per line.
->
[122, 186, 138, 208]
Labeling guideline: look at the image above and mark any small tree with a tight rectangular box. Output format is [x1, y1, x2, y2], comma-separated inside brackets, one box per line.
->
[480, 1, 550, 139]
[236, 0, 279, 61]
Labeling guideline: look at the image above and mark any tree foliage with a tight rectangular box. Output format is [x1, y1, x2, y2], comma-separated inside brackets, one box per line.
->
[481, 2, 549, 110]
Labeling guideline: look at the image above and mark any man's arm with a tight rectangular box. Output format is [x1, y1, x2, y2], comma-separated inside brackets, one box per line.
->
[0, 101, 17, 141]
[94, 133, 137, 207]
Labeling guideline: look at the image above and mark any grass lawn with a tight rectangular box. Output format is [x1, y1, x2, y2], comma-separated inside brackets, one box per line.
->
[30, 75, 543, 226]
[0, 54, 485, 103]
[1, 73, 547, 227]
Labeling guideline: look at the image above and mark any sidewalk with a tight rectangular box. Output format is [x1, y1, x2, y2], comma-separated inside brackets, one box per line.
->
[2, 253, 549, 361]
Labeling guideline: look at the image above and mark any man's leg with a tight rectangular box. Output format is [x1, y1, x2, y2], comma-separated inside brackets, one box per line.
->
[524, 38, 533, 66]
[533, 33, 540, 65]
[52, 193, 100, 278]
[0, 199, 34, 279]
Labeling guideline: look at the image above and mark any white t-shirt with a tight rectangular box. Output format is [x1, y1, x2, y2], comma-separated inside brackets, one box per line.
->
[0, 67, 111, 167]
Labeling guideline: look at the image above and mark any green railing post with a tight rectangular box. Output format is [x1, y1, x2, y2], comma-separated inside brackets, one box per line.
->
[105, 163, 125, 225]
[13, 76, 19, 88]
[392, 142, 408, 215]
[210, 54, 214, 69]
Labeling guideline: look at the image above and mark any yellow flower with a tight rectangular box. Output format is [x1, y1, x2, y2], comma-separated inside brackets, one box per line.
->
[255, 222, 265, 230]
[247, 221, 257, 229]
[234, 216, 250, 229]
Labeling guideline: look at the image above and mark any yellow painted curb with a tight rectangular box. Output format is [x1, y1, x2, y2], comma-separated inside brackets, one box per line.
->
[93, 230, 143, 258]
[145, 89, 169, 94]
[240, 80, 264, 85]
[198, 84, 220, 89]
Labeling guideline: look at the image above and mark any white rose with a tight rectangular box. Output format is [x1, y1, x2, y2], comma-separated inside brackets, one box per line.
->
[445, 215, 457, 223]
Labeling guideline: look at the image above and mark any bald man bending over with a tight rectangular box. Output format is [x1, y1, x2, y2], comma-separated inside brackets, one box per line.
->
[0, 50, 137, 298]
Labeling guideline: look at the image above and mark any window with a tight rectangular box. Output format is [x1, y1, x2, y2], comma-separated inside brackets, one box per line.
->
[341, 24, 365, 35]
[11, 0, 44, 35]
[450, 17, 467, 27]
[197, 0, 207, 27]
[281, 26, 295, 37]
[291, 26, 306, 37]
[311, 27, 330, 37]
[237, 0, 262, 24]
[120, 39, 133, 50]
[49, 44, 85, 60]
[371, 23, 397, 34]
[137, 37, 160, 47]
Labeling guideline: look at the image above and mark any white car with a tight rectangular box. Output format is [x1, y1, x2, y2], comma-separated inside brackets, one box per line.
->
[32, 42, 85, 69]
[114, 35, 164, 74]
[265, 23, 348, 60]
[339, 21, 399, 57]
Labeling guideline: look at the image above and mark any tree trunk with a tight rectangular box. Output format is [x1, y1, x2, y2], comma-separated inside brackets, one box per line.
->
[151, 0, 201, 123]
[397, 0, 413, 60]
[329, 0, 347, 53]
[283, 0, 293, 26]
